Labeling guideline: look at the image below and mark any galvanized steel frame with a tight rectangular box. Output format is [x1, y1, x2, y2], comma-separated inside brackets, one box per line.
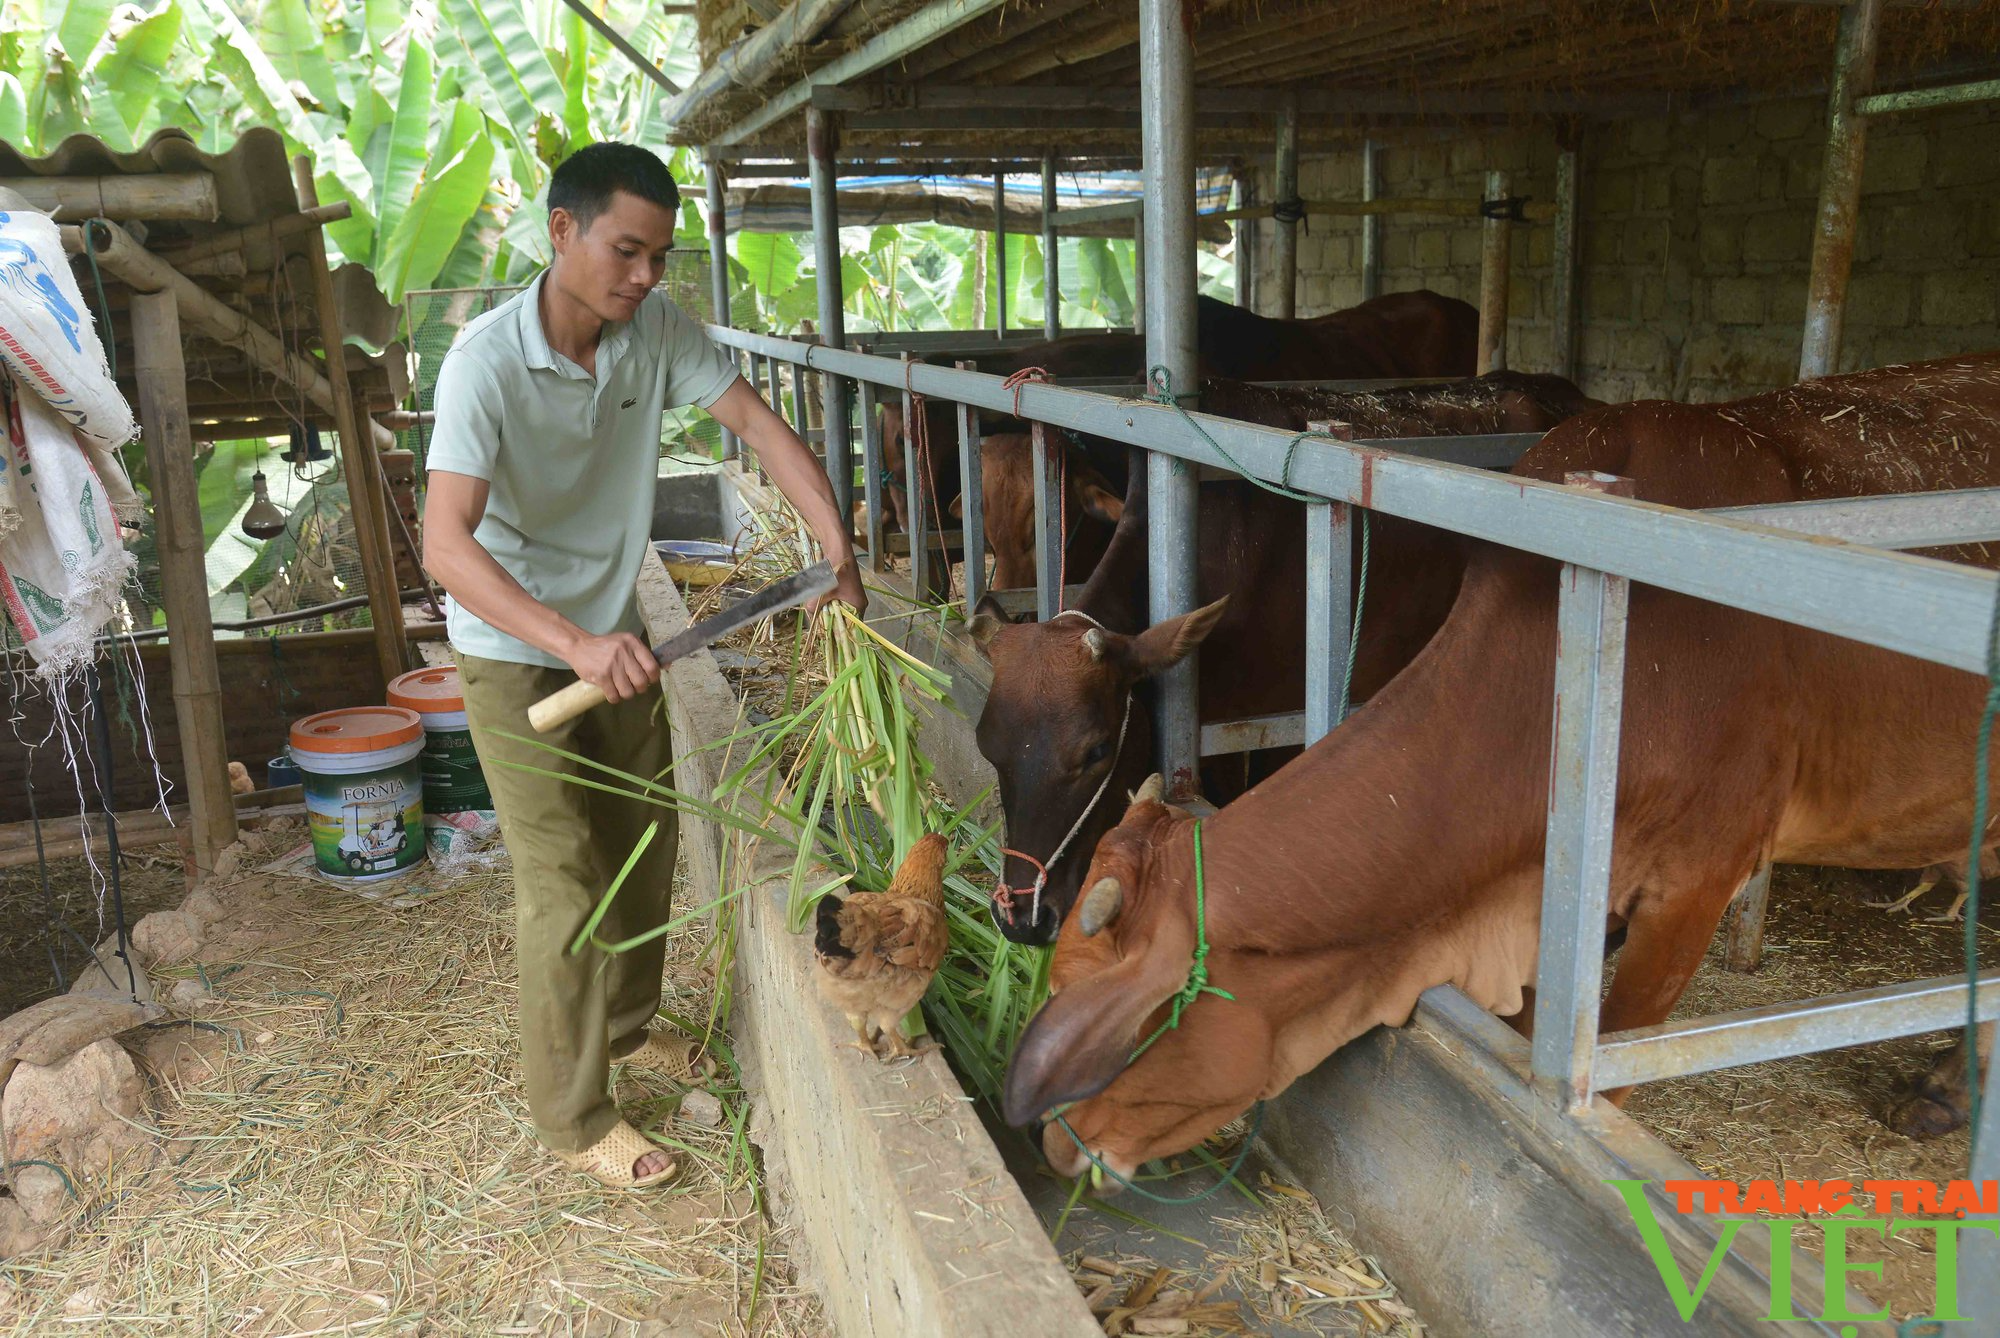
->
[707, 319, 2000, 1109]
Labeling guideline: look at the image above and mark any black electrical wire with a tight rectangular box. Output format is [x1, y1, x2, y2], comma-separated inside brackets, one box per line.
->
[86, 661, 140, 1001]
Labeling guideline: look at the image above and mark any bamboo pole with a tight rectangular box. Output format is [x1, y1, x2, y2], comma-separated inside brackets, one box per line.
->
[7, 172, 219, 221]
[151, 203, 351, 265]
[1478, 170, 1511, 375]
[131, 290, 239, 871]
[1800, 0, 1883, 380]
[62, 221, 398, 441]
[293, 158, 407, 684]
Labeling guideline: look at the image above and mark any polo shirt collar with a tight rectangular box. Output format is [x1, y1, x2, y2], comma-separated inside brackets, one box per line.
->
[518, 270, 637, 380]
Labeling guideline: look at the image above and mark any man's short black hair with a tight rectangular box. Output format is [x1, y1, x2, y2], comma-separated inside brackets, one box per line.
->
[548, 142, 681, 229]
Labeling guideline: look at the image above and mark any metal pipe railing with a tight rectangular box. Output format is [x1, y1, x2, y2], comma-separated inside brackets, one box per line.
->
[709, 320, 2000, 1115]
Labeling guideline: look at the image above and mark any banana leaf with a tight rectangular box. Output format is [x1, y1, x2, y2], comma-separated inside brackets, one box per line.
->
[202, 0, 319, 149]
[377, 102, 495, 301]
[374, 37, 436, 266]
[57, 0, 117, 68]
[97, 1, 183, 137]
[735, 231, 801, 299]
[439, 0, 565, 147]
[257, 0, 340, 110]
[0, 74, 24, 147]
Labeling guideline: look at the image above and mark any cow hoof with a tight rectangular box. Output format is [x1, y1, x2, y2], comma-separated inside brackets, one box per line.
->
[1885, 1085, 1967, 1139]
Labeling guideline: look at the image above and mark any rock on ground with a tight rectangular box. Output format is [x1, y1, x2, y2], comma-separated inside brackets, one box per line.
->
[1, 1037, 156, 1223]
[130, 909, 202, 966]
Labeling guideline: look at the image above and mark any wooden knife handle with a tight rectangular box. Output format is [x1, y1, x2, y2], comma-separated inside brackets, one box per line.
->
[526, 678, 608, 733]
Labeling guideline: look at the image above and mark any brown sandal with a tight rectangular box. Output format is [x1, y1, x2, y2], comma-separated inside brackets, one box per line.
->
[613, 1030, 714, 1084]
[555, 1120, 679, 1190]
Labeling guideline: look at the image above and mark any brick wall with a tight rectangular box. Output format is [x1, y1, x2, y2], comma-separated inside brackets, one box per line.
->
[1248, 95, 2000, 403]
[2, 631, 387, 823]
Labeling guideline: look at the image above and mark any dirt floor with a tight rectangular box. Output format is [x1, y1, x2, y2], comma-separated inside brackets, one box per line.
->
[0, 838, 189, 1019]
[0, 825, 825, 1337]
[1625, 863, 1994, 1323]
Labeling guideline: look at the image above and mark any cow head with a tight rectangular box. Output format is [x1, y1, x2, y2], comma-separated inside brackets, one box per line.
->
[1001, 779, 1273, 1186]
[968, 595, 1229, 944]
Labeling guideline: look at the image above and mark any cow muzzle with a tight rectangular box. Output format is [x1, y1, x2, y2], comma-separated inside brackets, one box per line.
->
[990, 884, 1061, 944]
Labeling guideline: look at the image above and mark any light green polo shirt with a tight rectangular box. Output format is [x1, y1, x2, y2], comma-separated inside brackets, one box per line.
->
[426, 271, 740, 668]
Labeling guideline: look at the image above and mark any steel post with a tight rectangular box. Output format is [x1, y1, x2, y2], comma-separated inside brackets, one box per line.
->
[1272, 92, 1300, 320]
[1553, 135, 1581, 383]
[1141, 0, 1201, 798]
[1800, 0, 1883, 380]
[993, 171, 1008, 337]
[1041, 155, 1060, 339]
[1303, 496, 1353, 745]
[807, 107, 853, 524]
[1478, 169, 1511, 374]
[1531, 471, 1634, 1109]
[1132, 208, 1146, 336]
[1360, 139, 1382, 302]
[858, 376, 884, 570]
[954, 359, 985, 613]
[1031, 422, 1064, 621]
[900, 352, 931, 600]
[704, 158, 739, 457]
[1722, 861, 1773, 973]
[1233, 170, 1257, 310]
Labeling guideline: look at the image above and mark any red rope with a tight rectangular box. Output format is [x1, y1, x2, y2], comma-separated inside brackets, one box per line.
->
[993, 845, 1052, 926]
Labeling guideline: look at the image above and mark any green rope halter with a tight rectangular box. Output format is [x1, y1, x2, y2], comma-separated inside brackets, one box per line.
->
[1050, 819, 1264, 1205]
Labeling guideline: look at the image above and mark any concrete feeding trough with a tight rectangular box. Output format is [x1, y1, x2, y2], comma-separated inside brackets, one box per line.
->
[643, 461, 1892, 1337]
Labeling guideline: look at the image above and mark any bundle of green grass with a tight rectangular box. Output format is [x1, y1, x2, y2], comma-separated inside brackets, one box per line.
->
[504, 507, 1049, 1106]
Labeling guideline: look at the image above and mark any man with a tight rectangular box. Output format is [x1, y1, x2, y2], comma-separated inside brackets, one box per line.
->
[423, 143, 863, 1189]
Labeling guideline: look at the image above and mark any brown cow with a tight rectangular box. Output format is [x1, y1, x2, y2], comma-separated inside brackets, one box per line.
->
[878, 291, 1481, 545]
[1000, 355, 2000, 1182]
[949, 433, 1126, 593]
[969, 372, 1598, 943]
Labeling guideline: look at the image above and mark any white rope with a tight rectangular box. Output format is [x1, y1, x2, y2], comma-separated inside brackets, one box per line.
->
[1022, 608, 1132, 926]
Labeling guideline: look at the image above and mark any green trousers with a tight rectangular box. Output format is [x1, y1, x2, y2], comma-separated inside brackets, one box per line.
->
[455, 652, 678, 1153]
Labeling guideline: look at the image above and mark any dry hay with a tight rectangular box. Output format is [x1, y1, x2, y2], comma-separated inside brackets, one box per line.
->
[0, 824, 824, 1337]
[1048, 1163, 1426, 1338]
[1624, 863, 1994, 1323]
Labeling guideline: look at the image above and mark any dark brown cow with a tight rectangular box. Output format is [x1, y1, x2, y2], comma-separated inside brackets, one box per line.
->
[878, 291, 1480, 544]
[1198, 369, 1603, 438]
[998, 355, 2000, 1181]
[968, 373, 1599, 943]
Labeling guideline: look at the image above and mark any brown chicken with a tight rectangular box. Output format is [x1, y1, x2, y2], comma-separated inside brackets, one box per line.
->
[813, 833, 951, 1060]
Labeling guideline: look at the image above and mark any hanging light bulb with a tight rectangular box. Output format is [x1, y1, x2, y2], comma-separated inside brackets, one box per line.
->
[241, 471, 288, 540]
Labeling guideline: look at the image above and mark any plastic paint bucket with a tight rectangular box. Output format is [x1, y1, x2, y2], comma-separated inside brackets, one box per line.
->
[265, 754, 302, 790]
[388, 666, 491, 817]
[289, 706, 427, 884]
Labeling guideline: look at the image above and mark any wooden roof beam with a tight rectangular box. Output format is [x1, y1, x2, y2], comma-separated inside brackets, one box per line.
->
[711, 0, 1014, 146]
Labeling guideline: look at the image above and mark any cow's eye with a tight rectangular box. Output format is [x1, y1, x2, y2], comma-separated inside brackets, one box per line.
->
[1082, 740, 1111, 768]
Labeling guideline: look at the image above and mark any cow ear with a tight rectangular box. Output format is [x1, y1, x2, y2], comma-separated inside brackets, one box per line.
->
[1077, 478, 1123, 524]
[1002, 947, 1188, 1128]
[948, 493, 964, 519]
[967, 594, 1011, 656]
[1124, 597, 1230, 678]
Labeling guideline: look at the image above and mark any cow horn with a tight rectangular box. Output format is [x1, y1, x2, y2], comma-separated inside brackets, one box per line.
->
[1079, 877, 1123, 936]
[1130, 773, 1165, 806]
[1083, 627, 1107, 661]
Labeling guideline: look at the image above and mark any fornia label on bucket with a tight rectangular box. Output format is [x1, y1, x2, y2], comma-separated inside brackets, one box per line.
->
[290, 706, 429, 883]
